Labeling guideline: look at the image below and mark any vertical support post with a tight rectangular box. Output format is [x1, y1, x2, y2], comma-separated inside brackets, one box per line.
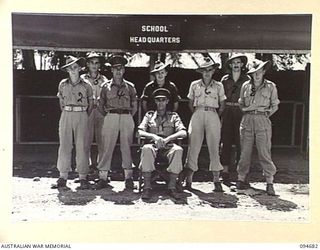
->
[291, 102, 297, 146]
[300, 103, 305, 153]
[15, 96, 21, 143]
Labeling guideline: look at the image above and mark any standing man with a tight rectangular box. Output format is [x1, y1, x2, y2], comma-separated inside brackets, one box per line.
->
[52, 55, 93, 189]
[95, 55, 138, 190]
[220, 54, 250, 185]
[237, 59, 280, 196]
[141, 61, 181, 112]
[138, 88, 187, 200]
[81, 51, 108, 169]
[178, 57, 226, 192]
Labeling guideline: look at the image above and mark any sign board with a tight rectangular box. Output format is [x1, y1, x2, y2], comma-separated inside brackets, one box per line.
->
[12, 14, 312, 52]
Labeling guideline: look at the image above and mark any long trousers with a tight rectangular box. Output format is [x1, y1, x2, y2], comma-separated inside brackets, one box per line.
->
[97, 113, 134, 171]
[57, 111, 89, 179]
[185, 109, 223, 172]
[85, 108, 104, 165]
[237, 114, 277, 183]
[139, 143, 183, 174]
[220, 107, 242, 167]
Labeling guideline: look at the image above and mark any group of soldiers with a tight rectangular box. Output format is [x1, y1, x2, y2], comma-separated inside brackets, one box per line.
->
[52, 51, 280, 201]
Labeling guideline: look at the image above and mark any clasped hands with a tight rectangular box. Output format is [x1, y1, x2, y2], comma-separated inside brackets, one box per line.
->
[152, 135, 170, 149]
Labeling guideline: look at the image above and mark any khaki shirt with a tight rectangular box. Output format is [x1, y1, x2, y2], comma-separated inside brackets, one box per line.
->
[57, 78, 93, 107]
[187, 79, 226, 108]
[81, 73, 108, 106]
[99, 79, 137, 111]
[239, 79, 280, 115]
[138, 111, 186, 138]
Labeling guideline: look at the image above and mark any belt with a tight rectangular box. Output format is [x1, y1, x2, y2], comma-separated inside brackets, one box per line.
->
[108, 109, 131, 114]
[245, 110, 268, 115]
[226, 102, 240, 107]
[64, 106, 87, 112]
[196, 106, 217, 112]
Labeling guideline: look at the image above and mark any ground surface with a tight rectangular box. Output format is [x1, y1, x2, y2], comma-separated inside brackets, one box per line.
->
[12, 177, 309, 222]
[12, 145, 309, 222]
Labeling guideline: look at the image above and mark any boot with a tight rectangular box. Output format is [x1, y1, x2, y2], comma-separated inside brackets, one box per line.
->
[141, 172, 152, 200]
[142, 172, 152, 189]
[95, 179, 108, 190]
[124, 169, 134, 190]
[214, 182, 223, 192]
[51, 178, 67, 189]
[176, 168, 193, 192]
[266, 183, 276, 196]
[236, 180, 251, 190]
[221, 172, 232, 186]
[168, 173, 181, 199]
[168, 173, 178, 190]
[77, 179, 90, 190]
[142, 188, 152, 200]
[185, 182, 193, 191]
[125, 178, 134, 190]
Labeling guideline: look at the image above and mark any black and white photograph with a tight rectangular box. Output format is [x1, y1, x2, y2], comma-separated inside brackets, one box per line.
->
[11, 12, 311, 221]
[1, 0, 320, 246]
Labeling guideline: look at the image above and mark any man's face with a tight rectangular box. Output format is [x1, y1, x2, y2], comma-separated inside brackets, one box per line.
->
[66, 63, 81, 77]
[111, 65, 125, 80]
[154, 69, 168, 83]
[201, 66, 215, 81]
[87, 58, 100, 73]
[230, 58, 243, 72]
[155, 97, 169, 112]
[251, 68, 266, 82]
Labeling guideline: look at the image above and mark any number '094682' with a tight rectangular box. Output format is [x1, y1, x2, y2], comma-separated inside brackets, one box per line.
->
[300, 244, 319, 248]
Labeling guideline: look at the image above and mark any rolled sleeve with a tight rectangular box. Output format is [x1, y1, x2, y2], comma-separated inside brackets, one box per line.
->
[238, 83, 247, 106]
[138, 114, 150, 132]
[187, 82, 195, 100]
[173, 114, 186, 133]
[217, 83, 227, 102]
[57, 80, 64, 98]
[269, 84, 280, 115]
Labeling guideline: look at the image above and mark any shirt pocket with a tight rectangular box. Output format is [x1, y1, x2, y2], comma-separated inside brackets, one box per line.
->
[243, 89, 252, 106]
[260, 89, 271, 107]
[106, 90, 118, 101]
[162, 124, 175, 136]
[206, 88, 219, 101]
[194, 87, 203, 98]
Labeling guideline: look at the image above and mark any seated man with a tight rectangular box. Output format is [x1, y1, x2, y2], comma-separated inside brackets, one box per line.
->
[137, 88, 187, 200]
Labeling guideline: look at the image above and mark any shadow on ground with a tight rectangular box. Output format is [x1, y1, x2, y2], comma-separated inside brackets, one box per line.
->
[236, 187, 298, 211]
[190, 188, 239, 208]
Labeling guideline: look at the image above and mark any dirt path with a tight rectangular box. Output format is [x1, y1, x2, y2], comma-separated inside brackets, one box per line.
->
[12, 177, 309, 222]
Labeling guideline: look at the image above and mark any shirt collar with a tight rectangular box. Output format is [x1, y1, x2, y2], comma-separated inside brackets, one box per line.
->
[200, 79, 215, 88]
[110, 78, 125, 88]
[249, 78, 267, 88]
[68, 77, 82, 86]
[86, 72, 105, 86]
[86, 72, 100, 78]
[152, 111, 170, 121]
